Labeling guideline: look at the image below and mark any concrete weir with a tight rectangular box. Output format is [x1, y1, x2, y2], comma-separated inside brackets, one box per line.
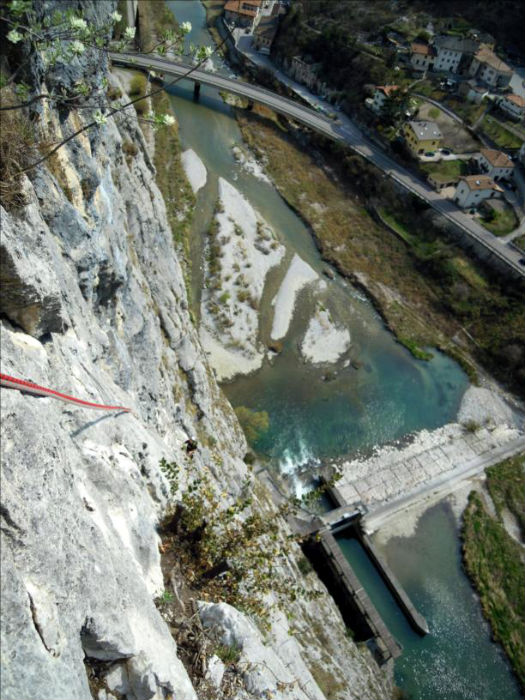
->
[322, 479, 429, 635]
[303, 479, 429, 663]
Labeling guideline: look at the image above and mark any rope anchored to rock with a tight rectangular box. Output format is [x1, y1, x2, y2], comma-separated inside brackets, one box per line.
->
[0, 373, 132, 413]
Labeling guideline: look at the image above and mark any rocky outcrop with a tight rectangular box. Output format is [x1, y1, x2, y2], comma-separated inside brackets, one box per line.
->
[0, 5, 392, 699]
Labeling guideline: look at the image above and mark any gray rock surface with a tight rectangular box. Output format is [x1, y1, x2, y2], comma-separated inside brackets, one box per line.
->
[457, 386, 515, 427]
[0, 7, 391, 699]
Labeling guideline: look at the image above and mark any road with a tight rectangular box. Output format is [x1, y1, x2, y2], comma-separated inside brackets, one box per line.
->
[362, 436, 525, 534]
[111, 52, 525, 278]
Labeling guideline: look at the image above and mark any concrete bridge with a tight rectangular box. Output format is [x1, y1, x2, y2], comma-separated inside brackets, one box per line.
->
[111, 51, 525, 279]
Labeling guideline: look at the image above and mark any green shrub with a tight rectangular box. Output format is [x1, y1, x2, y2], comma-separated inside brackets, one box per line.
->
[159, 460, 321, 629]
[129, 73, 147, 97]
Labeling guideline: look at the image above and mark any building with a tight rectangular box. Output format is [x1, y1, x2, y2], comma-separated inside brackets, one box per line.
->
[467, 28, 495, 50]
[403, 120, 443, 155]
[287, 56, 332, 97]
[253, 13, 279, 54]
[498, 93, 525, 121]
[428, 172, 461, 191]
[475, 148, 515, 180]
[458, 79, 489, 103]
[519, 142, 525, 167]
[224, 0, 261, 28]
[410, 42, 434, 71]
[468, 45, 512, 88]
[371, 85, 399, 114]
[433, 35, 479, 73]
[454, 175, 503, 208]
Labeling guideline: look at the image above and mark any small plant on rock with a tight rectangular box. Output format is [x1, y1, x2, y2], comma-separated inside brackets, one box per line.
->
[159, 460, 322, 630]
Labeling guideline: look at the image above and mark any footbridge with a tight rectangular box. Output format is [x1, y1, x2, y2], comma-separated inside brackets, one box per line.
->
[111, 52, 525, 279]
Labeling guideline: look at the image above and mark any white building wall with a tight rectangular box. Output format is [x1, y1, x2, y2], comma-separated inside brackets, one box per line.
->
[434, 48, 461, 72]
[455, 182, 495, 208]
[499, 99, 524, 120]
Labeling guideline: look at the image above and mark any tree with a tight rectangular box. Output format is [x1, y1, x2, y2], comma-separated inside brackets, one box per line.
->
[159, 459, 322, 628]
[0, 0, 219, 182]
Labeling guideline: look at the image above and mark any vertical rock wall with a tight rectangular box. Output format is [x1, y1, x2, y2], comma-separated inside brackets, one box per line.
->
[0, 3, 392, 699]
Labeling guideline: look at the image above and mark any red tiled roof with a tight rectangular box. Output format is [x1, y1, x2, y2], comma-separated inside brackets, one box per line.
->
[474, 45, 512, 74]
[411, 42, 433, 56]
[460, 175, 502, 191]
[375, 85, 399, 97]
[479, 148, 514, 168]
[505, 93, 525, 108]
[224, 0, 261, 17]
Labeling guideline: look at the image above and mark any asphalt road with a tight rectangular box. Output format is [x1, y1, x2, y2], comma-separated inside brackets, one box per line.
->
[112, 52, 525, 278]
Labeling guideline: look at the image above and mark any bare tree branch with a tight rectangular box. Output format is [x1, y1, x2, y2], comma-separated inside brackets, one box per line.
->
[16, 39, 226, 176]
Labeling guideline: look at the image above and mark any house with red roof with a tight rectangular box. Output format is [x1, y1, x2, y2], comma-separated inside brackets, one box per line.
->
[498, 93, 525, 121]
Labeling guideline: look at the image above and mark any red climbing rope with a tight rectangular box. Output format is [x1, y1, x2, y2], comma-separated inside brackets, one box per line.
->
[0, 373, 132, 413]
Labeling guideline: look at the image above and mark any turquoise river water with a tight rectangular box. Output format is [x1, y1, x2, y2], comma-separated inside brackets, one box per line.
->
[164, 2, 522, 698]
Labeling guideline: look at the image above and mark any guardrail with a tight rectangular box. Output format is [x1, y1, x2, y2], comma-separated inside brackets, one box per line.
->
[111, 53, 525, 278]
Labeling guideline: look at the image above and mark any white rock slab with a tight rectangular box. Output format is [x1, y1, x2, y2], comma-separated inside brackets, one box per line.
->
[271, 254, 318, 341]
[301, 305, 350, 364]
[181, 149, 207, 194]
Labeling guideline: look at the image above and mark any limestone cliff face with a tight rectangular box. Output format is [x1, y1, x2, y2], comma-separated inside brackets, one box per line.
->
[0, 4, 392, 699]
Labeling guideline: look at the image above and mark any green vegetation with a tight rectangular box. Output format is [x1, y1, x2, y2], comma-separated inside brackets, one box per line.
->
[462, 490, 525, 690]
[486, 454, 525, 539]
[495, 113, 525, 141]
[420, 158, 467, 183]
[135, 1, 195, 278]
[234, 406, 270, 446]
[159, 459, 321, 629]
[481, 115, 522, 150]
[415, 81, 447, 102]
[513, 235, 525, 253]
[445, 97, 486, 126]
[128, 72, 149, 116]
[397, 337, 433, 361]
[0, 91, 36, 209]
[151, 90, 195, 255]
[215, 642, 241, 665]
[480, 204, 518, 237]
[202, 0, 227, 52]
[157, 589, 174, 605]
[235, 108, 525, 396]
[378, 208, 416, 244]
[137, 0, 182, 51]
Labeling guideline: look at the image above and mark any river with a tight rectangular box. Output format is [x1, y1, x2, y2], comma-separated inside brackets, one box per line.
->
[164, 2, 522, 698]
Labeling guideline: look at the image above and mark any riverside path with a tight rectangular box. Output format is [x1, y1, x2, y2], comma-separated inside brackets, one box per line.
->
[111, 52, 525, 279]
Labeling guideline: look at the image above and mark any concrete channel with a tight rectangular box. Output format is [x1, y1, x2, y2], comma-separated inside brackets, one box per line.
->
[301, 478, 429, 664]
[322, 478, 429, 635]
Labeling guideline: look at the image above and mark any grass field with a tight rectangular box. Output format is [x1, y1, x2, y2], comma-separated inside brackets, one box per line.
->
[462, 472, 525, 691]
[481, 115, 522, 149]
[421, 158, 466, 182]
[480, 204, 518, 237]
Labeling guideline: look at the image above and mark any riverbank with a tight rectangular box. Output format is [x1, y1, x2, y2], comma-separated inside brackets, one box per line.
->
[462, 455, 525, 693]
[233, 104, 525, 399]
[199, 177, 286, 381]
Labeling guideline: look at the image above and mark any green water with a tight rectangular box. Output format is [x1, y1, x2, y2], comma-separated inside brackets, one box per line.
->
[338, 505, 522, 700]
[164, 3, 521, 698]
[165, 0, 469, 468]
